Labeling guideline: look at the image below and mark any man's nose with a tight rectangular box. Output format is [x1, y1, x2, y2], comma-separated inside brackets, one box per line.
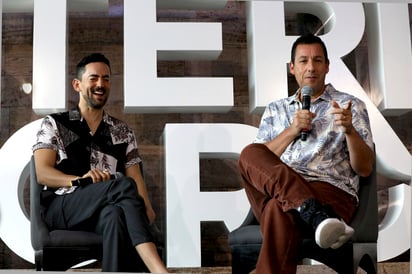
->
[307, 60, 315, 71]
[96, 78, 106, 87]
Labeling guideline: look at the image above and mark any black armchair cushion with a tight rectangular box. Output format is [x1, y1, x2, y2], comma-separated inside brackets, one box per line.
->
[229, 225, 262, 245]
[46, 230, 102, 247]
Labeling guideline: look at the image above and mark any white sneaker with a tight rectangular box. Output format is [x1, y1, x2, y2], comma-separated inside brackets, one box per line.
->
[315, 218, 353, 249]
[330, 221, 354, 249]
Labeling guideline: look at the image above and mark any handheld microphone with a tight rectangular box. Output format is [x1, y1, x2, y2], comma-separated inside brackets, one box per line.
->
[300, 86, 314, 141]
[71, 172, 124, 187]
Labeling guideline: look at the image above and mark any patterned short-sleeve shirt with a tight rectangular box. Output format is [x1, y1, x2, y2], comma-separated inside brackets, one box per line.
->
[32, 108, 142, 194]
[255, 84, 373, 200]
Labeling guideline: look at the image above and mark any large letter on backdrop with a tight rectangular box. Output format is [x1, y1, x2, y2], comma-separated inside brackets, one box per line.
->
[163, 123, 257, 267]
[364, 2, 412, 261]
[123, 0, 233, 113]
[0, 119, 43, 263]
[32, 0, 67, 114]
[365, 3, 412, 116]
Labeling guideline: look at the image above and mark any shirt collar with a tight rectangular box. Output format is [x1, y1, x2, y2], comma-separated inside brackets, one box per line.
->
[288, 83, 335, 105]
[69, 106, 109, 124]
[318, 84, 334, 102]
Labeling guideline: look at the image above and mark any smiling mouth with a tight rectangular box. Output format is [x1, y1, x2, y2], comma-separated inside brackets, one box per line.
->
[92, 88, 106, 95]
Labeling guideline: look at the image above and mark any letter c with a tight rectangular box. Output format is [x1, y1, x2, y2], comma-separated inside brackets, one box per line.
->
[0, 119, 42, 263]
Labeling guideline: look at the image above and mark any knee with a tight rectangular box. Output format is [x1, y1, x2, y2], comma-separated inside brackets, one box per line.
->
[240, 143, 266, 159]
[239, 143, 266, 167]
[100, 205, 126, 227]
[114, 176, 138, 194]
[106, 176, 142, 203]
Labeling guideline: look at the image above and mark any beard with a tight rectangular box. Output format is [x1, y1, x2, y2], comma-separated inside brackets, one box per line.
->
[83, 87, 108, 109]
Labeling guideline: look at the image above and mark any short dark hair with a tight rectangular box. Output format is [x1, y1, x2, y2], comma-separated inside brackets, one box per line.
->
[75, 53, 111, 79]
[290, 34, 329, 64]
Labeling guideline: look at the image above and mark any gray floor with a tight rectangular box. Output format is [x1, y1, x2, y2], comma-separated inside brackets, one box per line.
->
[3, 262, 408, 273]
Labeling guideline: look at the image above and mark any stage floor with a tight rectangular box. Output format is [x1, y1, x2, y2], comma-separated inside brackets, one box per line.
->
[2, 262, 408, 273]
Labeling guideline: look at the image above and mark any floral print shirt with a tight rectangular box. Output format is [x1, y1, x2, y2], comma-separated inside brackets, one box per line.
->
[32, 108, 141, 195]
[255, 84, 373, 199]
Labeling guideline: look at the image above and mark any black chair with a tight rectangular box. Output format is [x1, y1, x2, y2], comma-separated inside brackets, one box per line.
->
[30, 155, 103, 270]
[30, 156, 164, 271]
[229, 155, 378, 274]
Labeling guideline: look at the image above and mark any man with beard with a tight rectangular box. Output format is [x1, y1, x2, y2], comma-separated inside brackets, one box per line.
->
[32, 53, 168, 273]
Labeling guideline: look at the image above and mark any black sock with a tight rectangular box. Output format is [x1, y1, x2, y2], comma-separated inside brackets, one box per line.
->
[297, 199, 330, 230]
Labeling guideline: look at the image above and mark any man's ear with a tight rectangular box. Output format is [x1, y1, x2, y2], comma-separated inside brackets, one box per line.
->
[289, 62, 295, 75]
[72, 78, 81, 92]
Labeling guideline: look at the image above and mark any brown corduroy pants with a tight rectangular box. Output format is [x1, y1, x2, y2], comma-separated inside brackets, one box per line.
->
[238, 143, 357, 274]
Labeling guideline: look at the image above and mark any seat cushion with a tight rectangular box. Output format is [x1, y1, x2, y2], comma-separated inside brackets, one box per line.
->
[229, 225, 262, 245]
[44, 230, 102, 247]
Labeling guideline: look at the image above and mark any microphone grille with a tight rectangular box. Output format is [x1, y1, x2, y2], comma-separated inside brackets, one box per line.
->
[301, 86, 314, 96]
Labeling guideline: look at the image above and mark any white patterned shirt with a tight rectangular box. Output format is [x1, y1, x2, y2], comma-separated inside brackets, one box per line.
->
[255, 84, 373, 199]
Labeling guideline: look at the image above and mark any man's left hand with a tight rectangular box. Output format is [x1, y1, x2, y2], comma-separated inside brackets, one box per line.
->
[330, 100, 353, 134]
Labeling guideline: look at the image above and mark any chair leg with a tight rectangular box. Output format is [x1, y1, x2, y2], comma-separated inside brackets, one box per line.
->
[231, 246, 259, 274]
[35, 250, 43, 271]
[359, 256, 377, 274]
[353, 244, 377, 274]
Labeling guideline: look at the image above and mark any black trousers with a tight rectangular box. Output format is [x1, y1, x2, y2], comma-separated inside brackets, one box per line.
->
[43, 176, 153, 272]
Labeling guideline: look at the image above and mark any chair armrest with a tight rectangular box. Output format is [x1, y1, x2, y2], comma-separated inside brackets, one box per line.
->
[30, 156, 51, 250]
